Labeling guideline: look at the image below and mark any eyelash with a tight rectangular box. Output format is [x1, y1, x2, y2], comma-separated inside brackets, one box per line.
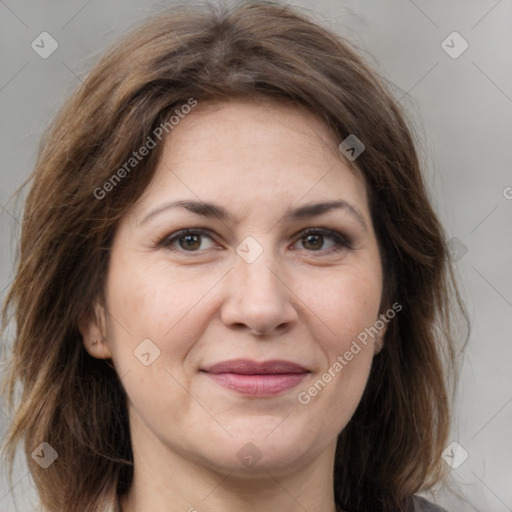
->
[159, 227, 352, 256]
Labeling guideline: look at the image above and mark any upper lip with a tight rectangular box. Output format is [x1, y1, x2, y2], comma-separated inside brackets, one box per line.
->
[201, 359, 310, 375]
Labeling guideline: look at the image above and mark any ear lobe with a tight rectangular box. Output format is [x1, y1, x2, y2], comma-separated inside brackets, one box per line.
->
[374, 316, 389, 355]
[78, 302, 112, 360]
[374, 332, 384, 355]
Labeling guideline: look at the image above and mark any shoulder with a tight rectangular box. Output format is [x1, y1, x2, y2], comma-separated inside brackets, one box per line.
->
[411, 495, 449, 512]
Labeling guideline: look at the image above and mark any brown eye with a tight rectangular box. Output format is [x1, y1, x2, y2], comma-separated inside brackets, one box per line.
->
[302, 233, 328, 251]
[161, 229, 216, 252]
[179, 234, 202, 250]
[294, 228, 352, 254]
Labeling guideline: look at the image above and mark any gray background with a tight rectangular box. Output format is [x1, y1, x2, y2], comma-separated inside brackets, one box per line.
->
[1, 1, 511, 511]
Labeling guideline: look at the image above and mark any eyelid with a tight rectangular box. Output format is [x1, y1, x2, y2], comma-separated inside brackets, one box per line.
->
[159, 226, 353, 254]
[158, 228, 217, 250]
[293, 227, 353, 250]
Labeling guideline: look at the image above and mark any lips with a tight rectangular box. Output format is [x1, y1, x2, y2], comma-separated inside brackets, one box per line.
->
[201, 359, 310, 396]
[202, 359, 309, 375]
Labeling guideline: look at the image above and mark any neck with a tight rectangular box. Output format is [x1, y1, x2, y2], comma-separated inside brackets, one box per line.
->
[119, 431, 340, 512]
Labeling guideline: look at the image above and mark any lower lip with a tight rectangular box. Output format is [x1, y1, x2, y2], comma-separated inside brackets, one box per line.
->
[203, 372, 308, 396]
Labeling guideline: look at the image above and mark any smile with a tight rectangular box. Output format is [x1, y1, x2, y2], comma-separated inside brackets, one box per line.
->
[203, 372, 309, 396]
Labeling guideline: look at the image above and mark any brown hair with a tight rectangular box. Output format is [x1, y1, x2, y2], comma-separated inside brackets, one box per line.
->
[1, 2, 468, 511]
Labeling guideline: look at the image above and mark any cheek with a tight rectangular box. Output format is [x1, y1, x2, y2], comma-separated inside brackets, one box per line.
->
[103, 249, 218, 370]
[296, 267, 381, 407]
[303, 266, 382, 348]
[102, 255, 207, 420]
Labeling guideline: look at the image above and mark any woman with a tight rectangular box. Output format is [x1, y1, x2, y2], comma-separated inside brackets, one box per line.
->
[1, 2, 468, 511]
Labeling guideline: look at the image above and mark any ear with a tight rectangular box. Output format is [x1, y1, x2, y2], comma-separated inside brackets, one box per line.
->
[373, 315, 389, 355]
[374, 329, 386, 355]
[78, 301, 112, 360]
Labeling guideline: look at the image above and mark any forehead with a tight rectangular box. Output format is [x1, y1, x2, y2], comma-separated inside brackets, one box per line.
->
[133, 98, 368, 218]
[167, 98, 347, 165]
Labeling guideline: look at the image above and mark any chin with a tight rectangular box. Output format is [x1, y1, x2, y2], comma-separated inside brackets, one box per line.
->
[196, 427, 312, 474]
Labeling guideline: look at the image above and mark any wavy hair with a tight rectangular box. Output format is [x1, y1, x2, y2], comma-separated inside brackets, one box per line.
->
[1, 2, 468, 511]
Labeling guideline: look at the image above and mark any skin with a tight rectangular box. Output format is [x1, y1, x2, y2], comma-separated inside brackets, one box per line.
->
[80, 98, 386, 512]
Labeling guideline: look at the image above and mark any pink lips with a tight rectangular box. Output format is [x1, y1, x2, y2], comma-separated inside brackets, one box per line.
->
[201, 359, 310, 397]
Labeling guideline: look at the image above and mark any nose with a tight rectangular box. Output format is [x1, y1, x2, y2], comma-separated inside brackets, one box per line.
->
[220, 245, 298, 337]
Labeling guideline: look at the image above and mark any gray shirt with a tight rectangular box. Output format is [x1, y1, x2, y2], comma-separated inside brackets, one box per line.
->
[412, 495, 449, 511]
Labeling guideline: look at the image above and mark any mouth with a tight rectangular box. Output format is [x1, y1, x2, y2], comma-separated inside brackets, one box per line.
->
[200, 359, 311, 397]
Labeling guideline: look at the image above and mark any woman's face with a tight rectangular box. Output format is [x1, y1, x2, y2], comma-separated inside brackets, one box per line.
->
[84, 99, 384, 476]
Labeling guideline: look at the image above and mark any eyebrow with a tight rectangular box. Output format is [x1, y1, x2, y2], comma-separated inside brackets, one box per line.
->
[140, 199, 368, 231]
